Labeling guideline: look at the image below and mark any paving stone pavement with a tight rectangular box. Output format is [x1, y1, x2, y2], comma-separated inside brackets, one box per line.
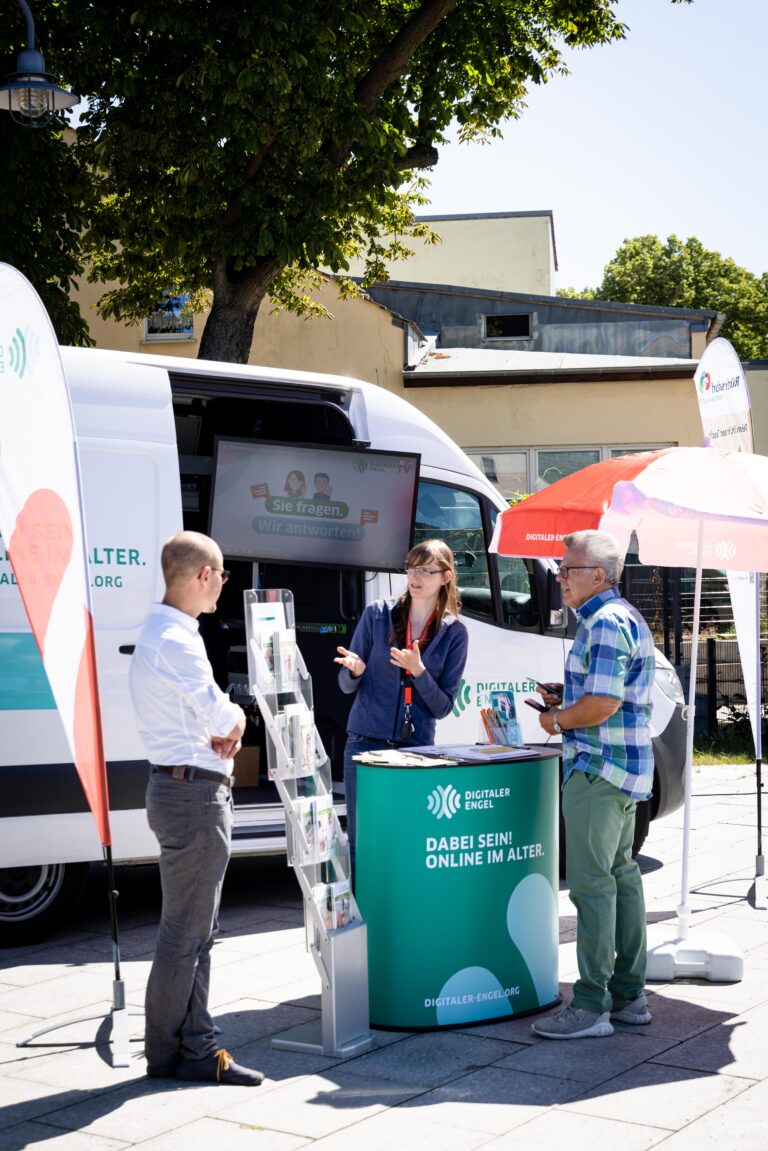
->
[1, 762, 765, 1151]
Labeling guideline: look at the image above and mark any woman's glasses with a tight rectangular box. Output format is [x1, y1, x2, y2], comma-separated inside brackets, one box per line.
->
[405, 566, 444, 577]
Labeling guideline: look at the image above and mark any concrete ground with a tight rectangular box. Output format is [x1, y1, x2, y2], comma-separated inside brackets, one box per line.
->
[1, 761, 766, 1151]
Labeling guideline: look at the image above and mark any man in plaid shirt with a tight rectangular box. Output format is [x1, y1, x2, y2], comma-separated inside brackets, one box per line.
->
[532, 529, 655, 1040]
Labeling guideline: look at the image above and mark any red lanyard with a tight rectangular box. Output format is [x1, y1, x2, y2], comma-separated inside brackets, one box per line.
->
[403, 609, 437, 707]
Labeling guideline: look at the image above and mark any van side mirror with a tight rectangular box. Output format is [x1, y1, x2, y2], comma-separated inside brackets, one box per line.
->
[545, 570, 566, 631]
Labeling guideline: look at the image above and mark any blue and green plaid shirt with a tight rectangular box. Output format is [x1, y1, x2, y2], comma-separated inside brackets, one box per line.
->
[562, 587, 654, 800]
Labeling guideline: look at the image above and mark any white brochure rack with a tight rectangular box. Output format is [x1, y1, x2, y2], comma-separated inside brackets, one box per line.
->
[244, 588, 374, 1057]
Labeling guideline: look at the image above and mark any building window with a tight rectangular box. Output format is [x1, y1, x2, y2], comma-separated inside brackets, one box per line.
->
[144, 292, 195, 342]
[483, 313, 531, 341]
[467, 444, 672, 499]
[536, 448, 599, 490]
[468, 451, 528, 502]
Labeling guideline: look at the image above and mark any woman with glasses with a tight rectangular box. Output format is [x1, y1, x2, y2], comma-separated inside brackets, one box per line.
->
[335, 539, 468, 877]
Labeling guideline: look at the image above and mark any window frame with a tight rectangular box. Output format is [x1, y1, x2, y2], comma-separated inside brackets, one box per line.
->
[142, 292, 196, 344]
[466, 443, 675, 498]
[482, 312, 532, 342]
[414, 477, 541, 633]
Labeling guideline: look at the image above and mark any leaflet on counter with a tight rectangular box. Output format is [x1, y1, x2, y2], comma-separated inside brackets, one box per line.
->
[407, 743, 537, 763]
[352, 749, 459, 766]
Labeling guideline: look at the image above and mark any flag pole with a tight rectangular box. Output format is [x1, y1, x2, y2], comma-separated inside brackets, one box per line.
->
[16, 848, 131, 1065]
[103, 843, 130, 1065]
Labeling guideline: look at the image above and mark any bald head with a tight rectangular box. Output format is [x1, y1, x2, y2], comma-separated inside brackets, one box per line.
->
[162, 531, 221, 590]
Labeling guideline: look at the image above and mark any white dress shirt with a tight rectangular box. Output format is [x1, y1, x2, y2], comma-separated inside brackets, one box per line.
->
[129, 603, 242, 776]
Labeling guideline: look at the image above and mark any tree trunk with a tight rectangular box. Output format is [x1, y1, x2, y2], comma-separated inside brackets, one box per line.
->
[198, 258, 281, 364]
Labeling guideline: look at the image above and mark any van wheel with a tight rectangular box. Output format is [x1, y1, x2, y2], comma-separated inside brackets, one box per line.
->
[0, 863, 90, 947]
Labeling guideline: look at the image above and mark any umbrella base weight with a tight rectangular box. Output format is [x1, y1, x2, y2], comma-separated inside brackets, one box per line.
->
[646, 925, 745, 983]
[755, 855, 766, 910]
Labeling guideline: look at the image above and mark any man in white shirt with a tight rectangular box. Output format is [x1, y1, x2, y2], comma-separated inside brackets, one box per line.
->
[130, 531, 262, 1085]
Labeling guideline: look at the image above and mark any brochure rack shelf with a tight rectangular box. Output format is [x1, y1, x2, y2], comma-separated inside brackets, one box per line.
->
[245, 588, 374, 1057]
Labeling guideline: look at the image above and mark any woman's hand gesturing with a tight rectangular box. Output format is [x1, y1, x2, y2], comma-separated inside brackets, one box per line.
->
[389, 638, 425, 677]
[334, 646, 366, 678]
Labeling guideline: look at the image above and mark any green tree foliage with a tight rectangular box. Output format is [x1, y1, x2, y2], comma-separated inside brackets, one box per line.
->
[562, 235, 768, 361]
[38, 0, 626, 363]
[0, 9, 93, 347]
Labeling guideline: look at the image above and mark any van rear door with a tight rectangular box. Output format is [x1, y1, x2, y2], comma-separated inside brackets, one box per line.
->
[0, 350, 182, 868]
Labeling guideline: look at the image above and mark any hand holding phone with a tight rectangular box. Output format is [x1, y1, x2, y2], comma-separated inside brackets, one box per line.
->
[532, 678, 563, 702]
[525, 698, 550, 713]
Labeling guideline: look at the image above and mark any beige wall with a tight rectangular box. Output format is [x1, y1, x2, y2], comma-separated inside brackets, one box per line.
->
[747, 368, 768, 455]
[342, 214, 556, 296]
[690, 330, 708, 360]
[250, 280, 406, 389]
[75, 276, 407, 390]
[404, 376, 705, 455]
[77, 275, 762, 463]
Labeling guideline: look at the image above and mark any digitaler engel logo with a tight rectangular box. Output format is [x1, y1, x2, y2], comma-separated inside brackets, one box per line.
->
[714, 538, 736, 562]
[6, 327, 28, 379]
[698, 370, 711, 394]
[428, 784, 462, 820]
[452, 678, 471, 717]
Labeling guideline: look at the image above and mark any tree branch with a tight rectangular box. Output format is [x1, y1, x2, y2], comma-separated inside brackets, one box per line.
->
[327, 0, 457, 167]
[219, 123, 284, 229]
[394, 142, 439, 170]
[355, 0, 457, 116]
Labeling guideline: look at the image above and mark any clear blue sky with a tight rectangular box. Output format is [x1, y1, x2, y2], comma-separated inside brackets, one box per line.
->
[423, 0, 766, 291]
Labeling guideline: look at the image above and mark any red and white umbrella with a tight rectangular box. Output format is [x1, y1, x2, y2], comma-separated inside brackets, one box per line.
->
[491, 446, 768, 977]
[491, 446, 768, 572]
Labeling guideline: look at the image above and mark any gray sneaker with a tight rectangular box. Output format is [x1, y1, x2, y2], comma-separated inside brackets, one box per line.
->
[531, 1003, 613, 1039]
[611, 991, 652, 1025]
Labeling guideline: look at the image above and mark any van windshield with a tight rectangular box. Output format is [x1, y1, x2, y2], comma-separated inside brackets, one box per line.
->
[414, 481, 536, 629]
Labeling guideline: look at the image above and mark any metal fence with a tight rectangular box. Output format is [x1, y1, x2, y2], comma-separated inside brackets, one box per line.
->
[620, 565, 768, 740]
[679, 637, 766, 737]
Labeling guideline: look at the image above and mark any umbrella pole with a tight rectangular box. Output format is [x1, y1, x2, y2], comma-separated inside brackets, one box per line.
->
[753, 577, 765, 908]
[756, 757, 765, 908]
[677, 529, 704, 941]
[646, 524, 744, 983]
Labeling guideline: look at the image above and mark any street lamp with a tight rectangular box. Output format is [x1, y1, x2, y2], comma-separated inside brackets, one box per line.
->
[0, 0, 78, 127]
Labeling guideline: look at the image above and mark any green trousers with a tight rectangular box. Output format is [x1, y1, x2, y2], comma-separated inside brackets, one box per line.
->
[562, 770, 647, 1014]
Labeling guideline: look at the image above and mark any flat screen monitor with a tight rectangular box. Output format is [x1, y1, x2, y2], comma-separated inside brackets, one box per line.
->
[209, 438, 420, 572]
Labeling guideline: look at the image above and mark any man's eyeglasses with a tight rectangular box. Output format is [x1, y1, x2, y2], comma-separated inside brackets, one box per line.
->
[558, 565, 599, 580]
[405, 566, 445, 577]
[210, 568, 230, 583]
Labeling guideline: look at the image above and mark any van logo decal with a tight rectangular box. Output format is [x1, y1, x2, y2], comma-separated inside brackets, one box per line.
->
[452, 679, 471, 717]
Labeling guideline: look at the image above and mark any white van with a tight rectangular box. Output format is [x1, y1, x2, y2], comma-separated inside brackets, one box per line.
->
[0, 347, 686, 944]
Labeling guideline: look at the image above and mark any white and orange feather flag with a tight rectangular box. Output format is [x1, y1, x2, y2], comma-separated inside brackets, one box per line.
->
[0, 263, 110, 846]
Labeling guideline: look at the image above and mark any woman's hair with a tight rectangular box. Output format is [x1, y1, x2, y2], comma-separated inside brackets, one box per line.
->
[284, 469, 306, 496]
[391, 538, 461, 647]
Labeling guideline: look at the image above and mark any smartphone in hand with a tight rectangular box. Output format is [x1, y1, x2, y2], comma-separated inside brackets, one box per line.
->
[532, 679, 562, 702]
[525, 698, 550, 713]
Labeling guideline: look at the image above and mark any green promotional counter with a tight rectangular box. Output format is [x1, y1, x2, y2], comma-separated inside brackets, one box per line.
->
[355, 748, 560, 1030]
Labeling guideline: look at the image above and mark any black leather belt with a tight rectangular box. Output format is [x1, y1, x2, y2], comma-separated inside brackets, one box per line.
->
[150, 764, 231, 789]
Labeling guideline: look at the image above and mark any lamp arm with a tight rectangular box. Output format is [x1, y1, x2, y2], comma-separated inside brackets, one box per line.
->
[17, 0, 36, 51]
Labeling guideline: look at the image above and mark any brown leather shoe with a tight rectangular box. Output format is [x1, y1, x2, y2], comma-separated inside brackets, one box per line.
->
[175, 1048, 264, 1086]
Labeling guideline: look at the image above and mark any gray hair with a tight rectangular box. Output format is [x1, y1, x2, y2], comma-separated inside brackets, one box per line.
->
[563, 530, 624, 586]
